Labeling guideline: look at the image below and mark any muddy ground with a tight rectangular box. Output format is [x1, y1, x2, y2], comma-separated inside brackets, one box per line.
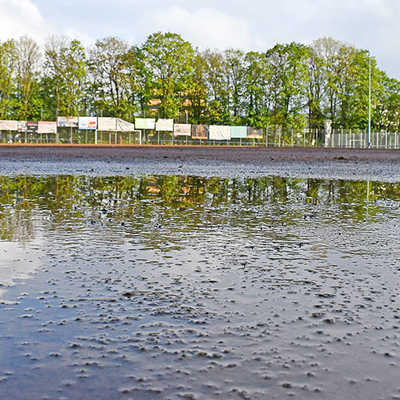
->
[1, 147, 400, 399]
[0, 145, 400, 181]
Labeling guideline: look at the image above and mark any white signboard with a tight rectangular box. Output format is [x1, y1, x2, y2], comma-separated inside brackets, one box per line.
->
[135, 118, 155, 130]
[38, 121, 57, 134]
[173, 123, 191, 137]
[209, 125, 230, 140]
[0, 120, 18, 131]
[57, 116, 78, 128]
[78, 117, 97, 130]
[97, 117, 136, 132]
[17, 122, 27, 132]
[155, 119, 174, 132]
[98, 117, 117, 131]
[116, 119, 136, 132]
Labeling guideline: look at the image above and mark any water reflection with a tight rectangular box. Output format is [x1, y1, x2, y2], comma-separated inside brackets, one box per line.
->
[0, 241, 43, 297]
[0, 175, 399, 244]
[1, 174, 400, 399]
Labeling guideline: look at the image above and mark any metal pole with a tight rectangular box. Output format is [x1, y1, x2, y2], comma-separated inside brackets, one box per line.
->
[95, 116, 98, 144]
[56, 111, 59, 144]
[368, 54, 371, 148]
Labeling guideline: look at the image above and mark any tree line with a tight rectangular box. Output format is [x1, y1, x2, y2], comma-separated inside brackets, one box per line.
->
[1, 32, 400, 133]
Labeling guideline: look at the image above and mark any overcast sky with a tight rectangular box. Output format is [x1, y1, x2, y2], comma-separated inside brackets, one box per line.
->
[1, 0, 399, 78]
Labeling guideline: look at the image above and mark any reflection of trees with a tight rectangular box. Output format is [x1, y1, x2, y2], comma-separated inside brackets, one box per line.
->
[0, 207, 34, 242]
[0, 175, 399, 243]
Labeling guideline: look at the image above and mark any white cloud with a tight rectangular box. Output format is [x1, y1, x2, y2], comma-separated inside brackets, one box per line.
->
[2, 0, 400, 78]
[0, 0, 49, 42]
[146, 6, 257, 50]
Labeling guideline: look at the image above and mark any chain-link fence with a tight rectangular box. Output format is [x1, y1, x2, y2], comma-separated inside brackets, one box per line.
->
[1, 127, 400, 149]
[0, 129, 140, 145]
[325, 131, 400, 149]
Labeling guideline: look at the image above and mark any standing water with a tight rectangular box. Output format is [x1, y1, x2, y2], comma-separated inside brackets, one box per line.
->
[0, 175, 400, 399]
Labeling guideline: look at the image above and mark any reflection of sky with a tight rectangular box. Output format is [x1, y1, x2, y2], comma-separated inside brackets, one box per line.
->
[0, 241, 43, 298]
[0, 175, 398, 301]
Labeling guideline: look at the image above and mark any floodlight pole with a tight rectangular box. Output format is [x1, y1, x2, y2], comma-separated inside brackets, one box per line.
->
[95, 116, 98, 145]
[368, 53, 371, 148]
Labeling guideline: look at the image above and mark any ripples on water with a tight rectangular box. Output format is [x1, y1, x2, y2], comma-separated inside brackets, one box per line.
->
[1, 175, 400, 399]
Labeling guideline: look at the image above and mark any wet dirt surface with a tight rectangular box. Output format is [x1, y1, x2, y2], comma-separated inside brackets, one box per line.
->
[0, 147, 400, 400]
[0, 161, 400, 399]
[1, 145, 400, 181]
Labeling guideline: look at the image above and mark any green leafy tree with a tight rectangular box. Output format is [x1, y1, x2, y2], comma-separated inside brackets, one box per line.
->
[265, 42, 309, 131]
[223, 49, 246, 123]
[335, 49, 381, 130]
[42, 36, 88, 119]
[14, 36, 41, 120]
[305, 45, 324, 133]
[125, 45, 147, 120]
[88, 37, 131, 118]
[185, 52, 207, 123]
[374, 72, 400, 132]
[141, 32, 196, 119]
[243, 51, 272, 128]
[310, 38, 374, 131]
[0, 39, 16, 119]
[201, 49, 230, 123]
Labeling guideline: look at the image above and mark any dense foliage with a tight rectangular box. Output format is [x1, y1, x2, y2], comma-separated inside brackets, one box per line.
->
[1, 33, 399, 133]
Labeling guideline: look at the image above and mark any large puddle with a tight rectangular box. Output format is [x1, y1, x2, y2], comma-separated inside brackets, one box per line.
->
[1, 175, 400, 399]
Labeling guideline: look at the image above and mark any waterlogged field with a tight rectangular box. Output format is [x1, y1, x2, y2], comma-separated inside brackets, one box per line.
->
[0, 175, 400, 399]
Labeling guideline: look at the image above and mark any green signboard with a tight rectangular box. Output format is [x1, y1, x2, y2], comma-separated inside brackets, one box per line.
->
[135, 118, 155, 130]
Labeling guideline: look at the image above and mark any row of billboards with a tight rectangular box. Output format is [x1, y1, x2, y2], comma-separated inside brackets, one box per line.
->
[57, 117, 136, 132]
[0, 120, 58, 134]
[0, 118, 136, 133]
[0, 117, 264, 140]
[135, 119, 263, 139]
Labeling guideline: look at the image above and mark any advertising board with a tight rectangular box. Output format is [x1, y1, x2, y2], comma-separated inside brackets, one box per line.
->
[78, 117, 97, 130]
[135, 118, 155, 130]
[173, 123, 191, 137]
[209, 125, 230, 140]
